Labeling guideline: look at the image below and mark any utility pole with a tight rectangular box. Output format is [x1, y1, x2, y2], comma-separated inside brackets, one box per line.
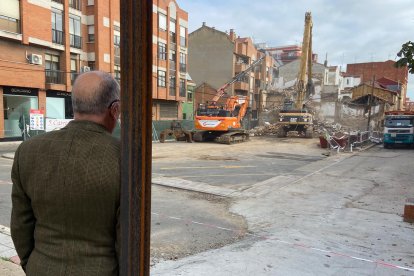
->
[367, 75, 375, 131]
[120, 0, 152, 275]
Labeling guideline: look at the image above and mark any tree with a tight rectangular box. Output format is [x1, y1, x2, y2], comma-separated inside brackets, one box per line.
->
[395, 41, 414, 74]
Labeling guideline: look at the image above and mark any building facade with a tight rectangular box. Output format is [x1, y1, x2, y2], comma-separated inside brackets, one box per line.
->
[0, 0, 188, 140]
[188, 24, 274, 119]
[152, 0, 188, 120]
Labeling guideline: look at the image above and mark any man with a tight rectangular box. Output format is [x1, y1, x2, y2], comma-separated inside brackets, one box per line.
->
[11, 71, 121, 275]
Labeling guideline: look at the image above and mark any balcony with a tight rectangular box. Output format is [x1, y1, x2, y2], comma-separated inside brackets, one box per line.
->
[52, 29, 64, 45]
[179, 63, 186, 73]
[70, 34, 82, 49]
[179, 87, 186, 97]
[169, 32, 176, 44]
[69, 0, 81, 10]
[71, 72, 79, 85]
[169, 61, 176, 71]
[46, 70, 64, 84]
[0, 15, 20, 33]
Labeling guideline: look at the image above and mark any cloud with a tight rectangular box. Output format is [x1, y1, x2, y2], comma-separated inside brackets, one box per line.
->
[179, 0, 414, 97]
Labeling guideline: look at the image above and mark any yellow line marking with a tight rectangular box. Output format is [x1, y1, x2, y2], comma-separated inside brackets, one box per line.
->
[172, 173, 277, 178]
[160, 165, 256, 170]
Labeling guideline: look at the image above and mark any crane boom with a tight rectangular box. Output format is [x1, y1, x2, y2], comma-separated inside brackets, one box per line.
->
[295, 11, 313, 109]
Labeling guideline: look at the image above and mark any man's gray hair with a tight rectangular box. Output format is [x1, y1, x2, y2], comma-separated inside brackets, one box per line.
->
[72, 71, 120, 114]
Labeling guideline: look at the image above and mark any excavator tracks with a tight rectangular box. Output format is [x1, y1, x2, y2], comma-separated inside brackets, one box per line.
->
[193, 130, 250, 144]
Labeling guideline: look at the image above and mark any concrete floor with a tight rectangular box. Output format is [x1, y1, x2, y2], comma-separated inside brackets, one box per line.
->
[152, 145, 414, 275]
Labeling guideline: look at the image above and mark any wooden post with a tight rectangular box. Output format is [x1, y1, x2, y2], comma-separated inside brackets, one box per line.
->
[120, 0, 152, 275]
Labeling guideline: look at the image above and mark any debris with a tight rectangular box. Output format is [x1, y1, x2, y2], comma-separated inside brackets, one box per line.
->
[249, 124, 282, 136]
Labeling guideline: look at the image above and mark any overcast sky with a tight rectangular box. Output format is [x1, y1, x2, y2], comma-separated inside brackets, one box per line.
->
[179, 0, 414, 98]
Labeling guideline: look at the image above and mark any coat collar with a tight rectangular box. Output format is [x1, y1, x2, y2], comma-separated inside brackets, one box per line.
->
[64, 120, 108, 133]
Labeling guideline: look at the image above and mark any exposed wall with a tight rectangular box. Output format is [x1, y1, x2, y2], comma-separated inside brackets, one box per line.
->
[188, 26, 234, 92]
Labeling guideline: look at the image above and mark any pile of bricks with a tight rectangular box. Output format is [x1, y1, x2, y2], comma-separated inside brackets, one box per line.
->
[249, 124, 282, 136]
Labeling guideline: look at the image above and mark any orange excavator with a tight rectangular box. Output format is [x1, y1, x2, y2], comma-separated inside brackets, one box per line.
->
[193, 55, 265, 144]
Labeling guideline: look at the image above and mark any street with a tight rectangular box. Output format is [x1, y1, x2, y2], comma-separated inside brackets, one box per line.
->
[1, 138, 414, 275]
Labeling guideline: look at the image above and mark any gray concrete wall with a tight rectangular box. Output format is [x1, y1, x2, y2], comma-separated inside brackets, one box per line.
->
[278, 60, 327, 83]
[188, 27, 234, 93]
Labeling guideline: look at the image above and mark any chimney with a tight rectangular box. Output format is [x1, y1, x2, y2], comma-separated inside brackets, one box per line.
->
[202, 22, 206, 27]
[229, 29, 236, 41]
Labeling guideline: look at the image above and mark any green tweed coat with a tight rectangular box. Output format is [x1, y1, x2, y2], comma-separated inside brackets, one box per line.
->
[11, 120, 120, 276]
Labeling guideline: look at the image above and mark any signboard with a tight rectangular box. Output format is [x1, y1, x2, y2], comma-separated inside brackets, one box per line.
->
[45, 119, 73, 132]
[198, 120, 221, 128]
[3, 86, 39, 96]
[29, 109, 44, 130]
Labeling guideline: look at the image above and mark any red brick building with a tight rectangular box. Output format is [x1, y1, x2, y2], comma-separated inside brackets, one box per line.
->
[0, 0, 188, 139]
[346, 60, 408, 110]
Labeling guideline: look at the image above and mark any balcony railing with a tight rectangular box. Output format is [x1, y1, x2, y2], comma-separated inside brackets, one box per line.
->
[71, 72, 79, 85]
[70, 34, 82, 49]
[69, 0, 81, 10]
[169, 32, 176, 44]
[46, 70, 64, 84]
[52, 29, 64, 45]
[179, 87, 186, 97]
[169, 61, 176, 71]
[179, 63, 186, 73]
[0, 15, 20, 33]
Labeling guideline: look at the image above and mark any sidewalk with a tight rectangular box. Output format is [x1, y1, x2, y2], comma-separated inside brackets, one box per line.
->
[0, 227, 22, 276]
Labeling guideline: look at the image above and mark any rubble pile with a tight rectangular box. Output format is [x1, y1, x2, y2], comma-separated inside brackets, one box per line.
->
[314, 121, 343, 135]
[249, 123, 282, 136]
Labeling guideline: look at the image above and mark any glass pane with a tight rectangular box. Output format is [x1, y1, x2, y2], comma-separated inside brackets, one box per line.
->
[46, 97, 65, 119]
[71, 59, 77, 70]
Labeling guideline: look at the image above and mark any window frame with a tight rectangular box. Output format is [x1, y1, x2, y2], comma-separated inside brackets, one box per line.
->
[157, 70, 166, 87]
[158, 13, 167, 31]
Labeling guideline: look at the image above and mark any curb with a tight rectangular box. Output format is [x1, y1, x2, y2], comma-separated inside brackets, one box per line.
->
[2, 153, 15, 160]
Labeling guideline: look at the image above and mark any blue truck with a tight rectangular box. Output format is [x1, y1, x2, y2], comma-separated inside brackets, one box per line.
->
[383, 111, 414, 148]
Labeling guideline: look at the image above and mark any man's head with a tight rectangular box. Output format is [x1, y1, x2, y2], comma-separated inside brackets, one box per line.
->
[72, 71, 120, 133]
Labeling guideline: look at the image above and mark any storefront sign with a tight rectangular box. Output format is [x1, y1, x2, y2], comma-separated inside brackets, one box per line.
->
[30, 109, 44, 130]
[46, 91, 71, 98]
[45, 119, 73, 132]
[3, 86, 39, 96]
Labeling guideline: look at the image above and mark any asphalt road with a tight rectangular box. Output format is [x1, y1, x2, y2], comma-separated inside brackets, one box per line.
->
[153, 152, 325, 190]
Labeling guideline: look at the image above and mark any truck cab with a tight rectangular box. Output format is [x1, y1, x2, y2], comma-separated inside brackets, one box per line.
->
[383, 111, 414, 148]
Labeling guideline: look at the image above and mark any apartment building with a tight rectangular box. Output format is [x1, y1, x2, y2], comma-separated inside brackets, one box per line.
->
[188, 23, 274, 119]
[0, 0, 188, 140]
[152, 0, 189, 120]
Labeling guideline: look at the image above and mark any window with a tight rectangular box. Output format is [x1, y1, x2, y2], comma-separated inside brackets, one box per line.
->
[158, 13, 167, 31]
[158, 42, 167, 60]
[114, 65, 121, 83]
[70, 58, 78, 84]
[179, 52, 186, 72]
[0, 0, 20, 33]
[114, 34, 120, 46]
[169, 49, 176, 61]
[169, 49, 176, 71]
[69, 0, 81, 10]
[169, 19, 176, 43]
[158, 70, 166, 87]
[169, 76, 176, 96]
[88, 25, 95, 42]
[45, 54, 62, 84]
[51, 9, 63, 44]
[187, 89, 193, 102]
[88, 61, 95, 70]
[180, 26, 186, 47]
[179, 78, 186, 97]
[69, 15, 82, 48]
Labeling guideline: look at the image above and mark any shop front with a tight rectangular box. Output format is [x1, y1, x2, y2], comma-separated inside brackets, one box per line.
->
[46, 90, 73, 119]
[3, 86, 39, 139]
